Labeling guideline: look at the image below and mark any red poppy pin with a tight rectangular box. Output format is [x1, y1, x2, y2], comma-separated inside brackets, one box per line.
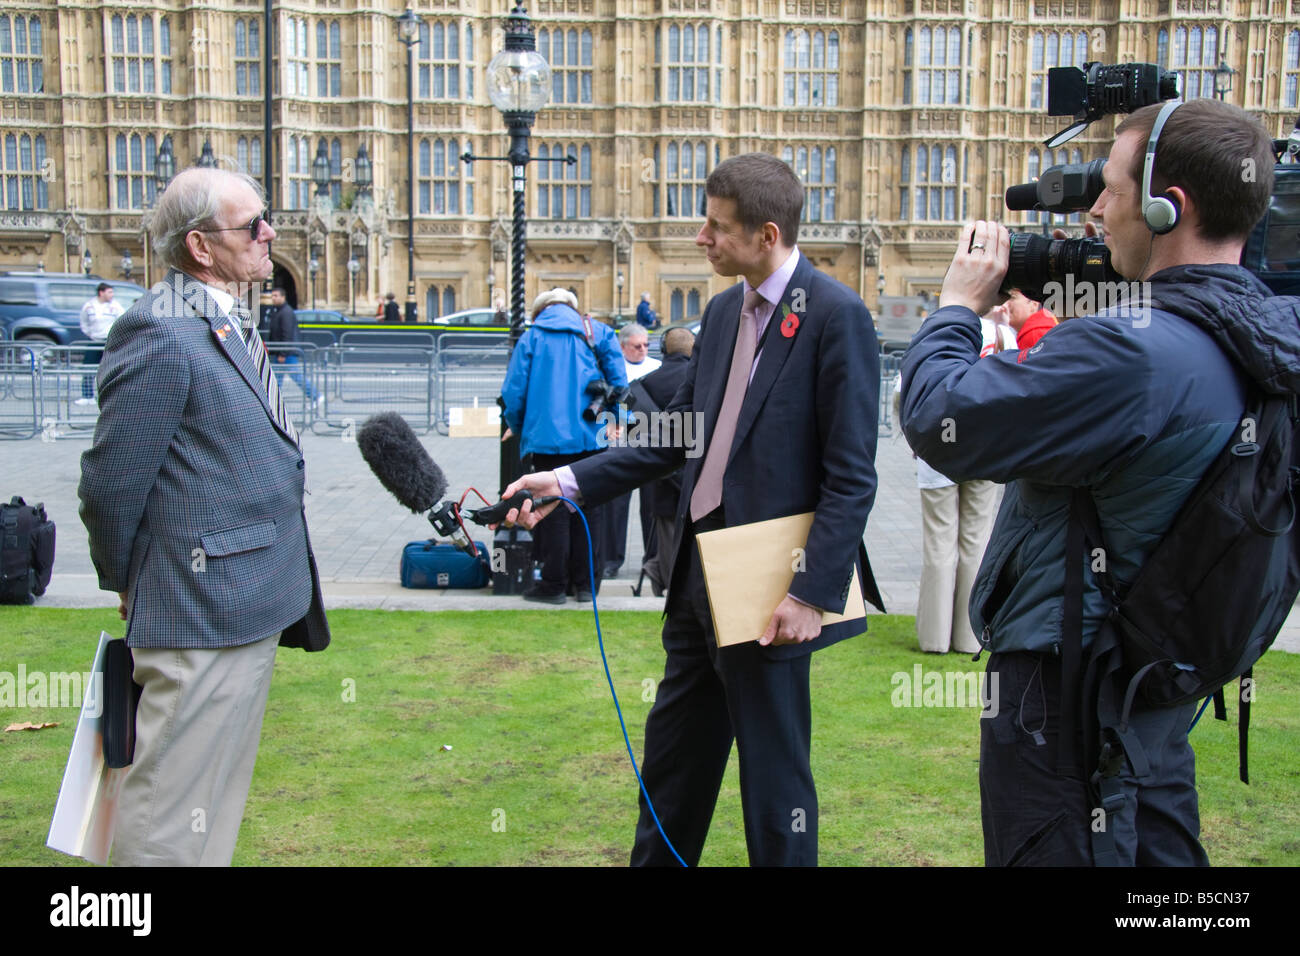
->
[779, 303, 800, 338]
[215, 324, 230, 341]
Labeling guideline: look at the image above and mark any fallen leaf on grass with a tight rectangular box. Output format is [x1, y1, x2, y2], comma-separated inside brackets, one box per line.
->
[4, 721, 59, 732]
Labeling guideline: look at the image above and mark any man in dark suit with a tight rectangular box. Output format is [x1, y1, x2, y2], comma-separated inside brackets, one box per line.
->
[635, 326, 695, 595]
[267, 286, 320, 407]
[502, 153, 882, 866]
[79, 167, 330, 866]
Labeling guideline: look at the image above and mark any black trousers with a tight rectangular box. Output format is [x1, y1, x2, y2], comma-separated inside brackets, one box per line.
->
[531, 451, 605, 593]
[631, 515, 817, 867]
[980, 650, 1208, 866]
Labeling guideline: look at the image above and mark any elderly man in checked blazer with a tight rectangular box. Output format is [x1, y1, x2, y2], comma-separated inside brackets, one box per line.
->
[79, 167, 329, 867]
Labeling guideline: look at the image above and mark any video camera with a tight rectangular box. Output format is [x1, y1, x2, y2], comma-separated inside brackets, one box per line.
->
[1001, 62, 1178, 301]
[583, 378, 630, 423]
[1002, 63, 1300, 301]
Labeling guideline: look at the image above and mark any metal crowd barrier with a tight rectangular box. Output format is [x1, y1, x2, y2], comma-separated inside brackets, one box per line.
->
[264, 343, 317, 429]
[878, 351, 904, 437]
[313, 344, 436, 435]
[434, 344, 509, 435]
[36, 344, 105, 438]
[0, 343, 39, 439]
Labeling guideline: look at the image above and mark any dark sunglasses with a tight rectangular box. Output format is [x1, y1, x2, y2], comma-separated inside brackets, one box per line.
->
[198, 208, 271, 241]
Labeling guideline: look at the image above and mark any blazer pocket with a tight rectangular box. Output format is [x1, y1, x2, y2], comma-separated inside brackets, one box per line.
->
[200, 521, 278, 558]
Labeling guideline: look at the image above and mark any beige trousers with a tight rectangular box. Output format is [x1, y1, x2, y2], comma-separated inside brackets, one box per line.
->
[917, 481, 999, 654]
[111, 633, 280, 867]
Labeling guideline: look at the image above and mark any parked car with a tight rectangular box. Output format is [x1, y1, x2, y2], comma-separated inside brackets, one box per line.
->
[432, 307, 505, 328]
[0, 272, 148, 346]
[294, 309, 349, 326]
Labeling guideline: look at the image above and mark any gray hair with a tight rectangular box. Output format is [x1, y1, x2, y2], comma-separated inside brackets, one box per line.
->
[531, 287, 579, 316]
[618, 322, 649, 344]
[152, 167, 265, 272]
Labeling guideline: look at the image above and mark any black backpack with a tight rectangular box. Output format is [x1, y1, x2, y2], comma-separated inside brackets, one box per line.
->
[1062, 388, 1299, 863]
[0, 496, 56, 605]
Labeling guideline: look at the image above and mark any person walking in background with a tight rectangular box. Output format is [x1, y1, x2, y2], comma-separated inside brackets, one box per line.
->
[635, 292, 658, 329]
[383, 292, 402, 324]
[266, 286, 321, 410]
[76, 282, 124, 405]
[500, 288, 627, 604]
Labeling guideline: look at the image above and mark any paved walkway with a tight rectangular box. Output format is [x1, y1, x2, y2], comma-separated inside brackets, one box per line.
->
[3, 422, 1296, 652]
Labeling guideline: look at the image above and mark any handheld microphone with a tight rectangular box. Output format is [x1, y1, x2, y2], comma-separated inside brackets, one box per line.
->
[356, 412, 448, 513]
[357, 412, 557, 557]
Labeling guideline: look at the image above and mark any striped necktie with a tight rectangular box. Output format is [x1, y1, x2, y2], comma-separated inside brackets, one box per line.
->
[230, 305, 301, 450]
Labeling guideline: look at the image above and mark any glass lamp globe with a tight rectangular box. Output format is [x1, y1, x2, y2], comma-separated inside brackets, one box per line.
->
[486, 48, 551, 114]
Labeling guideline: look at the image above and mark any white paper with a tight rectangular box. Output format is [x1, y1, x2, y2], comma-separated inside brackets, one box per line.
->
[46, 631, 128, 865]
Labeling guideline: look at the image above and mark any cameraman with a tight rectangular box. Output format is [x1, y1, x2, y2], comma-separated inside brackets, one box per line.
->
[500, 288, 627, 603]
[900, 99, 1297, 865]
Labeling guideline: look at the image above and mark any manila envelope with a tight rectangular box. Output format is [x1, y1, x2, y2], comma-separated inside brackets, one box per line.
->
[695, 512, 865, 647]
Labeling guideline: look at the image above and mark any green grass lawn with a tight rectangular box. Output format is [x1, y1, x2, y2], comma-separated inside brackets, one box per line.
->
[2, 607, 1297, 866]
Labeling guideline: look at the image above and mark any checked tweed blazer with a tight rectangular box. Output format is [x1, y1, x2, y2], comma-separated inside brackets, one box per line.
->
[79, 270, 330, 652]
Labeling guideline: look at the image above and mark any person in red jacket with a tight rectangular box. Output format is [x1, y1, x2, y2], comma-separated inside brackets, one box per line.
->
[1004, 291, 1057, 349]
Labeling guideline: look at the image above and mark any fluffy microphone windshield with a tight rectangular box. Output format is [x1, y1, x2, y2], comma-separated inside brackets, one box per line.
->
[357, 412, 448, 513]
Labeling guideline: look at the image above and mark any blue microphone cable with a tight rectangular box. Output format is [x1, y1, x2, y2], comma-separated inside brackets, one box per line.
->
[561, 496, 688, 868]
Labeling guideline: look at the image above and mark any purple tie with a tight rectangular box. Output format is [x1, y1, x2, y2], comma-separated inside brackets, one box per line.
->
[690, 289, 764, 522]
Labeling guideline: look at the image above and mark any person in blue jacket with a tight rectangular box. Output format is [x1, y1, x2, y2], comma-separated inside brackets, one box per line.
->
[500, 288, 627, 603]
[900, 99, 1299, 866]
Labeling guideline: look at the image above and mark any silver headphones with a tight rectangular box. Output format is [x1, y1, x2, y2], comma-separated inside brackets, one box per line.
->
[1141, 99, 1184, 235]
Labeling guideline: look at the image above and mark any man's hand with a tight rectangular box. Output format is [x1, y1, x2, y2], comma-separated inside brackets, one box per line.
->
[496, 471, 563, 529]
[501, 426, 513, 443]
[939, 221, 1011, 316]
[275, 355, 286, 363]
[118, 591, 128, 621]
[758, 596, 823, 647]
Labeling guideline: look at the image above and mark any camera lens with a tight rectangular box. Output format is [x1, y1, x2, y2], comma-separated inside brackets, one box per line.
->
[1005, 233, 1117, 302]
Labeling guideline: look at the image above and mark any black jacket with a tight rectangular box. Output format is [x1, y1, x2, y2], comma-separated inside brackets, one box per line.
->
[267, 303, 299, 343]
[635, 352, 692, 517]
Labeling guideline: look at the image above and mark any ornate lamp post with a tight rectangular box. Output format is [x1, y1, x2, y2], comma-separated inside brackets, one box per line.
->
[347, 256, 360, 317]
[398, 8, 422, 323]
[308, 257, 320, 310]
[1214, 60, 1235, 101]
[196, 139, 218, 168]
[120, 253, 133, 281]
[616, 268, 625, 325]
[142, 138, 176, 286]
[82, 248, 93, 277]
[462, 4, 569, 504]
[487, 269, 496, 309]
[312, 141, 332, 199]
[354, 143, 373, 199]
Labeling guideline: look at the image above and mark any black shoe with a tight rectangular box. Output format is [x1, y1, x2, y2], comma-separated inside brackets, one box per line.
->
[574, 589, 593, 603]
[522, 586, 566, 605]
[603, 563, 621, 578]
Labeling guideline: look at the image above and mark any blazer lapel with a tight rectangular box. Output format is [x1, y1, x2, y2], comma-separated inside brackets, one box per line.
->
[175, 271, 279, 429]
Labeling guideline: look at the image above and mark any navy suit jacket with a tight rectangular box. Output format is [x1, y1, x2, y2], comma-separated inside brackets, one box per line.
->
[79, 270, 329, 652]
[572, 251, 883, 658]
